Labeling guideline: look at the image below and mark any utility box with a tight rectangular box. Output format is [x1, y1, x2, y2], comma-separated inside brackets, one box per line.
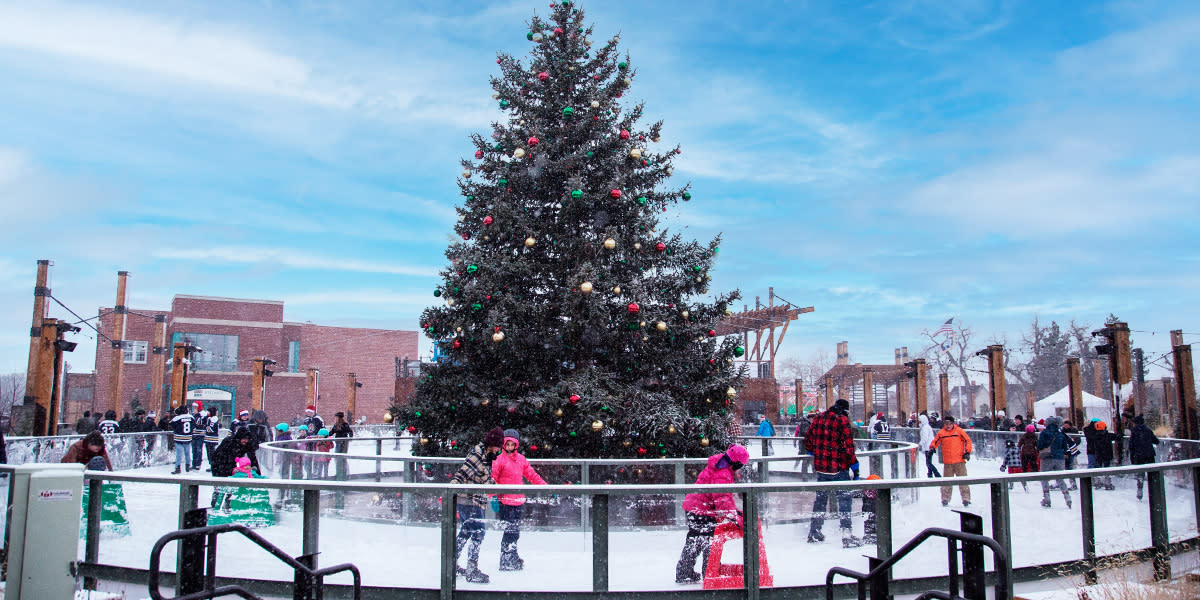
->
[8, 463, 85, 600]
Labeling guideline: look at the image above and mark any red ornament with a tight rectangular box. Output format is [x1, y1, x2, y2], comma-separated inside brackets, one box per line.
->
[676, 149, 682, 154]
[407, 426, 417, 433]
[483, 215, 493, 226]
[530, 444, 539, 451]
[494, 326, 502, 332]
[637, 447, 647, 456]
[569, 394, 580, 403]
[655, 242, 666, 252]
[528, 136, 539, 146]
[619, 130, 630, 140]
[538, 71, 549, 81]
[627, 302, 640, 314]
[708, 359, 715, 364]
[554, 27, 563, 35]
[497, 58, 502, 64]
[708, 330, 717, 337]
[462, 233, 470, 240]
[474, 150, 483, 159]
[639, 135, 645, 141]
[453, 340, 461, 349]
[610, 189, 622, 198]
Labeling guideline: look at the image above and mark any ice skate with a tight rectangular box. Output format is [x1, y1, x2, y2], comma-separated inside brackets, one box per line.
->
[464, 561, 490, 584]
[807, 530, 825, 543]
[841, 529, 863, 548]
[499, 550, 524, 571]
[1064, 493, 1072, 509]
[1040, 494, 1052, 508]
[675, 570, 702, 584]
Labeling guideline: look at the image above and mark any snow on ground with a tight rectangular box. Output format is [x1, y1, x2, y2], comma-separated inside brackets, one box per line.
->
[86, 457, 1197, 593]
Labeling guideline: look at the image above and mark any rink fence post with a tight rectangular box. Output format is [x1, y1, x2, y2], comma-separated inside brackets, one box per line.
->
[674, 463, 686, 525]
[1079, 476, 1097, 585]
[743, 489, 760, 599]
[889, 453, 899, 479]
[989, 481, 1013, 599]
[403, 459, 415, 520]
[1193, 466, 1200, 540]
[869, 454, 883, 478]
[302, 488, 320, 568]
[580, 460, 590, 531]
[176, 482, 199, 596]
[876, 486, 892, 563]
[441, 492, 457, 600]
[375, 439, 382, 482]
[1148, 469, 1170, 581]
[83, 477, 102, 590]
[592, 493, 609, 592]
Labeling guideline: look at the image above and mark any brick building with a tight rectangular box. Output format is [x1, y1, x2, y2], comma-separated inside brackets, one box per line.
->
[90, 295, 417, 426]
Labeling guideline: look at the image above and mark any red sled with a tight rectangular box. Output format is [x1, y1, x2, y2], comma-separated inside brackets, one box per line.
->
[703, 519, 774, 589]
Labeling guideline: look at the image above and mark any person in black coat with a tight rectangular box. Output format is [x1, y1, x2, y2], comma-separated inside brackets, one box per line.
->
[1129, 415, 1159, 501]
[210, 427, 260, 478]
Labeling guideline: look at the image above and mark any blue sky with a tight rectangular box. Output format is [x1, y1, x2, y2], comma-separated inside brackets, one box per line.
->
[1, 0, 1197, 380]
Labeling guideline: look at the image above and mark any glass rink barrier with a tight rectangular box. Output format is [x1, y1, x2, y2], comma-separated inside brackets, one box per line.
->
[5, 430, 175, 470]
[38, 431, 1200, 599]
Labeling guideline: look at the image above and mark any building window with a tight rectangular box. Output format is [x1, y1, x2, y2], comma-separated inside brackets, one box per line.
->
[123, 341, 148, 364]
[288, 341, 300, 373]
[173, 332, 239, 372]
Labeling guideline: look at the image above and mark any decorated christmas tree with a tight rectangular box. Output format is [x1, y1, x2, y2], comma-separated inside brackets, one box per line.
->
[399, 2, 744, 458]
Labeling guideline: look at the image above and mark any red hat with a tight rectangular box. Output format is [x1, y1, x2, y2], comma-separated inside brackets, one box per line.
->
[306, 405, 316, 413]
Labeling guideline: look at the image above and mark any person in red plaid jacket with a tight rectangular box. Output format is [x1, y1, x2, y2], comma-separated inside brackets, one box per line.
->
[804, 399, 863, 547]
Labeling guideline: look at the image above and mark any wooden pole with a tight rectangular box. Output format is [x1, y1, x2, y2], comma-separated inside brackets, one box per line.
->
[914, 359, 928, 415]
[1025, 390, 1036, 421]
[986, 345, 1007, 428]
[1067, 357, 1084, 426]
[150, 315, 167, 416]
[169, 342, 189, 410]
[108, 271, 129, 416]
[35, 319, 58, 435]
[347, 373, 358, 422]
[824, 375, 834, 409]
[939, 373, 950, 417]
[1093, 359, 1106, 400]
[307, 368, 319, 411]
[1173, 344, 1196, 440]
[862, 368, 874, 422]
[1161, 377, 1175, 434]
[794, 378, 803, 415]
[23, 260, 50, 416]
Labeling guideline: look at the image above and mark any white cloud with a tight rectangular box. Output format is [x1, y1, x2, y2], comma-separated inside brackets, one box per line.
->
[152, 246, 439, 277]
[1057, 16, 1200, 97]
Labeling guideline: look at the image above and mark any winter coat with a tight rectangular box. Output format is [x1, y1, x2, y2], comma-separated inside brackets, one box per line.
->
[681, 453, 739, 520]
[491, 448, 546, 506]
[793, 417, 811, 444]
[210, 429, 260, 477]
[1091, 430, 1117, 464]
[452, 443, 496, 508]
[97, 419, 120, 435]
[1018, 432, 1040, 459]
[804, 409, 858, 473]
[331, 420, 353, 453]
[755, 420, 775, 437]
[918, 415, 935, 451]
[204, 417, 221, 444]
[872, 420, 892, 441]
[170, 413, 195, 443]
[1037, 425, 1068, 460]
[1129, 423, 1159, 463]
[75, 416, 95, 435]
[930, 424, 973, 464]
[1002, 446, 1022, 469]
[62, 440, 112, 470]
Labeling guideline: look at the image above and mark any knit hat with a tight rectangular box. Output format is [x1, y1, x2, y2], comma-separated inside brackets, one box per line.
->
[503, 428, 520, 446]
[297, 425, 309, 431]
[866, 474, 882, 481]
[317, 428, 330, 436]
[876, 412, 884, 419]
[483, 426, 505, 448]
[193, 401, 202, 411]
[239, 410, 250, 418]
[234, 457, 252, 473]
[1026, 424, 1035, 433]
[1095, 421, 1107, 431]
[833, 399, 850, 415]
[276, 423, 289, 432]
[725, 444, 749, 465]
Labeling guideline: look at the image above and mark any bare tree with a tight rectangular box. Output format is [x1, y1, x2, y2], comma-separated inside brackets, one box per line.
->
[0, 372, 25, 416]
[919, 321, 984, 416]
[776, 348, 834, 387]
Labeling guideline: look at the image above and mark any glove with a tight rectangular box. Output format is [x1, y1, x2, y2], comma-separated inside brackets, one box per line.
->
[1000, 464, 1007, 472]
[850, 461, 860, 480]
[963, 452, 971, 461]
[489, 496, 501, 512]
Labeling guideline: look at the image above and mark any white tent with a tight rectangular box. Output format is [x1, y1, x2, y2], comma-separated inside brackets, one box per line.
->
[1033, 386, 1114, 425]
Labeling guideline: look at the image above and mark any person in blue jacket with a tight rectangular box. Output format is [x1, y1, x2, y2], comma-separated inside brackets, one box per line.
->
[756, 414, 776, 456]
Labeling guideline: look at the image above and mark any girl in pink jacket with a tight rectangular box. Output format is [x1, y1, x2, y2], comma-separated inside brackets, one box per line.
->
[491, 428, 547, 571]
[675, 444, 749, 584]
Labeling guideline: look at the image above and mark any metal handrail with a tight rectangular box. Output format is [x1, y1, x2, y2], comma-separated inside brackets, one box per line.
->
[148, 522, 362, 600]
[826, 527, 1010, 600]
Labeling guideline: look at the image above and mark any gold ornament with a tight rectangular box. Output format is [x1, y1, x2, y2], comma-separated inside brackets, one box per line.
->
[706, 398, 712, 403]
[446, 298, 455, 306]
[612, 286, 622, 294]
[580, 281, 593, 294]
[463, 170, 471, 178]
[420, 437, 429, 445]
[668, 425, 676, 434]
[681, 310, 689, 318]
[629, 148, 642, 159]
[554, 408, 563, 417]
[532, 33, 543, 42]
[700, 437, 710, 447]
[633, 242, 642, 250]
[622, 439, 632, 447]
[493, 331, 505, 342]
[642, 336, 649, 341]
[726, 387, 737, 397]
[724, 308, 733, 316]
[652, 136, 661, 143]
[639, 321, 646, 328]
[584, 38, 592, 47]
[492, 92, 500, 100]
[603, 238, 616, 249]
[592, 420, 603, 432]
[525, 237, 536, 247]
[655, 321, 666, 331]
[590, 100, 600, 108]
[513, 148, 526, 159]
[665, 167, 673, 175]
[456, 326, 462, 332]
[481, 398, 490, 406]
[623, 77, 632, 86]
[383, 412, 394, 423]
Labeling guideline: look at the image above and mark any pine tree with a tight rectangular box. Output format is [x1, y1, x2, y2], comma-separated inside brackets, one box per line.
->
[399, 2, 744, 459]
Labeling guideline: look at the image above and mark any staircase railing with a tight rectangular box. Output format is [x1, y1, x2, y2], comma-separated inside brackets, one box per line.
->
[148, 510, 361, 600]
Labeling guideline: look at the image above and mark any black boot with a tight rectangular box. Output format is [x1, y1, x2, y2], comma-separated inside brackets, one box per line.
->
[464, 561, 490, 584]
[499, 550, 524, 571]
[841, 528, 863, 548]
[675, 568, 701, 584]
[807, 529, 825, 543]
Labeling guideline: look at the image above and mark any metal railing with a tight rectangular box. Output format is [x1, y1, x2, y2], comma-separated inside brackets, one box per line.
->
[64, 444, 1200, 599]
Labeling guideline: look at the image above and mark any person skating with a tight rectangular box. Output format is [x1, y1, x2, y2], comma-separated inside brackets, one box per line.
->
[675, 443, 749, 583]
[1036, 416, 1072, 508]
[190, 402, 208, 471]
[169, 406, 195, 474]
[1129, 415, 1159, 500]
[203, 407, 221, 471]
[929, 415, 973, 507]
[453, 427, 504, 584]
[756, 415, 775, 455]
[862, 474, 882, 545]
[231, 410, 252, 435]
[491, 428, 547, 571]
[303, 406, 324, 435]
[872, 413, 891, 441]
[919, 414, 939, 478]
[97, 410, 121, 434]
[62, 431, 113, 470]
[76, 410, 95, 435]
[804, 399, 862, 547]
[792, 410, 812, 469]
[1000, 439, 1027, 491]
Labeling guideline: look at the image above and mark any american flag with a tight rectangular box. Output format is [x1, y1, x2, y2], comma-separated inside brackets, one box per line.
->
[934, 318, 954, 353]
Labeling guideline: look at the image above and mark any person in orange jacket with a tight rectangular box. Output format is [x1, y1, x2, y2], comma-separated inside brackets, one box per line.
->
[929, 415, 973, 507]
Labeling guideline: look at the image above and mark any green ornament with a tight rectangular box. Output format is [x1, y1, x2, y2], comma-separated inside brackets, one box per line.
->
[712, 247, 719, 253]
[693, 266, 701, 272]
[498, 178, 508, 186]
[415, 411, 422, 417]
[471, 303, 482, 311]
[734, 346, 746, 357]
[562, 0, 570, 5]
[433, 289, 442, 297]
[586, 151, 594, 157]
[637, 196, 648, 205]
[466, 195, 474, 200]
[453, 286, 461, 293]
[571, 189, 583, 199]
[527, 32, 534, 40]
[618, 61, 628, 70]
[493, 143, 502, 151]
[682, 192, 692, 200]
[499, 100, 509, 109]
[569, 431, 577, 437]
[467, 264, 479, 273]
[563, 106, 574, 116]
